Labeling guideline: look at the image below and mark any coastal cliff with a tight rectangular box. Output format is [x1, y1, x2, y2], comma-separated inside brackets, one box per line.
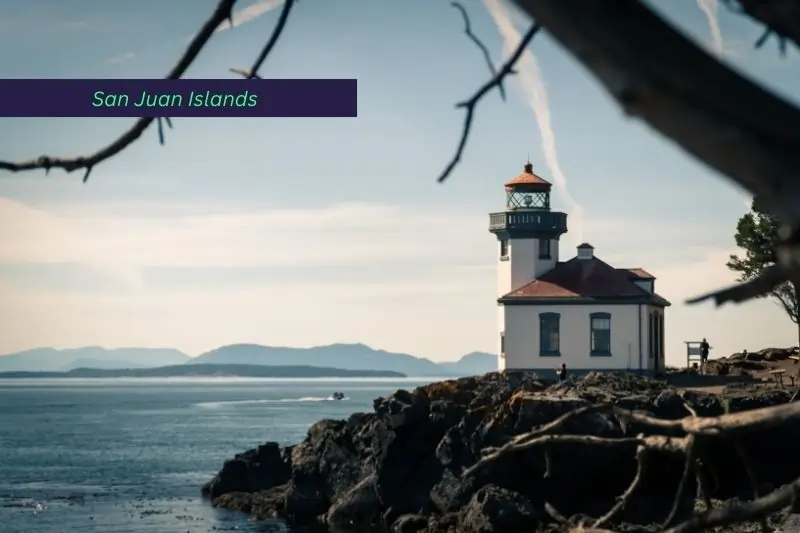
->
[202, 371, 800, 532]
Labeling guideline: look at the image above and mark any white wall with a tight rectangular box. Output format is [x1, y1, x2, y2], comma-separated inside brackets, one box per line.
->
[497, 237, 558, 297]
[497, 248, 511, 298]
[503, 304, 647, 371]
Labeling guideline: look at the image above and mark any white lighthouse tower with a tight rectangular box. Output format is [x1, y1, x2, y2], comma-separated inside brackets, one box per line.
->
[489, 161, 568, 370]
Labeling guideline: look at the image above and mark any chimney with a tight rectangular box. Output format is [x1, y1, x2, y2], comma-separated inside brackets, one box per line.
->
[577, 243, 594, 260]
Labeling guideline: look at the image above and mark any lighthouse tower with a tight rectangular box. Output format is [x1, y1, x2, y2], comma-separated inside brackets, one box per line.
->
[489, 162, 568, 367]
[489, 161, 568, 296]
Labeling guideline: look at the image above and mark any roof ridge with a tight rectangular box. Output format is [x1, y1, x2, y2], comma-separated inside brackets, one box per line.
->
[501, 253, 659, 300]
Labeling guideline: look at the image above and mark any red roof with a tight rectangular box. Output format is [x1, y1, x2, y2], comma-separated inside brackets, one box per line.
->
[501, 256, 670, 306]
[619, 267, 655, 279]
[504, 162, 552, 190]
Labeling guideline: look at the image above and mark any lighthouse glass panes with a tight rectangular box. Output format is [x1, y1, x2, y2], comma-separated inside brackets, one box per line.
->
[506, 189, 549, 210]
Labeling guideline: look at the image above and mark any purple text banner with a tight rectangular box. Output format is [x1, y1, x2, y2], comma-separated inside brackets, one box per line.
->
[0, 79, 358, 118]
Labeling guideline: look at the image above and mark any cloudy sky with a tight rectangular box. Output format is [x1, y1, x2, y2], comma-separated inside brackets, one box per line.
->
[0, 0, 797, 365]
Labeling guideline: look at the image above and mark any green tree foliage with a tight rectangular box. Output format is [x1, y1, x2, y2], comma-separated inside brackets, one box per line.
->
[727, 200, 800, 341]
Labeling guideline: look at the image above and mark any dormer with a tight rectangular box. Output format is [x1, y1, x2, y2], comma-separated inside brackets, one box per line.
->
[620, 268, 655, 293]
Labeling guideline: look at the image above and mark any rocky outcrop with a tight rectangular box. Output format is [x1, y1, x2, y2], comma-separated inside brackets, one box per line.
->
[669, 346, 800, 378]
[202, 371, 800, 532]
[728, 347, 800, 363]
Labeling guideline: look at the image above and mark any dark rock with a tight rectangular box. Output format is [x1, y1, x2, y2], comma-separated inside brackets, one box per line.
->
[210, 484, 287, 518]
[325, 474, 381, 528]
[392, 513, 429, 533]
[203, 370, 800, 532]
[201, 441, 290, 498]
[459, 485, 538, 532]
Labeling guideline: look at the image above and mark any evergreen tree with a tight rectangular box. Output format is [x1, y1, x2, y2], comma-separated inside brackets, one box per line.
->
[727, 199, 800, 346]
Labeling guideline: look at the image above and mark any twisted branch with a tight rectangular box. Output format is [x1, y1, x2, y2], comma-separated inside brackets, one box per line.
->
[464, 398, 800, 532]
[436, 23, 540, 183]
[0, 0, 294, 181]
[450, 2, 508, 102]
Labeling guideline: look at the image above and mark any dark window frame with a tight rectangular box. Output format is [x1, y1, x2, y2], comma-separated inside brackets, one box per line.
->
[538, 238, 551, 259]
[539, 312, 561, 357]
[590, 312, 612, 356]
[500, 239, 509, 260]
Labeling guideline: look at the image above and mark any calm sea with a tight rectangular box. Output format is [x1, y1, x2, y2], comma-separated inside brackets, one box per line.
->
[0, 377, 431, 533]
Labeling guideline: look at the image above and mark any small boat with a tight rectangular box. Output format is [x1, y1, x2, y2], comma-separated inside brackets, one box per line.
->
[332, 392, 345, 400]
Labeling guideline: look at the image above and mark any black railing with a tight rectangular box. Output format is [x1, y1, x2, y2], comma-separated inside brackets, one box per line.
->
[489, 211, 568, 233]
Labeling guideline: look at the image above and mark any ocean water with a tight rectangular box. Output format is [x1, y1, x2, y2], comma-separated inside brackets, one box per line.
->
[0, 377, 431, 533]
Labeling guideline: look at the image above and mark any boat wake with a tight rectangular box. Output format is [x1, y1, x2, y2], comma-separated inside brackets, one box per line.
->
[194, 396, 349, 408]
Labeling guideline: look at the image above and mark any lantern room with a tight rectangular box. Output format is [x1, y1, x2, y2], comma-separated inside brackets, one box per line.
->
[504, 161, 552, 210]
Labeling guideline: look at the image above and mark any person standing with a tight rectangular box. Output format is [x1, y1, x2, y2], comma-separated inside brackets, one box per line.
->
[699, 338, 711, 374]
[556, 363, 567, 382]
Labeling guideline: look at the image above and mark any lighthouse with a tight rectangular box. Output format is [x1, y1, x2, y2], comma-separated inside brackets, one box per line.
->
[488, 161, 670, 376]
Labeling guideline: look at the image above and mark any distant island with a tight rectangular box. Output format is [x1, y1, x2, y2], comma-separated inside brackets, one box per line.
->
[0, 364, 405, 379]
[0, 344, 496, 377]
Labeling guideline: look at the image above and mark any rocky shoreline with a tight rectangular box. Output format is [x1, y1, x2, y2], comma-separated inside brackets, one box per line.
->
[201, 371, 800, 532]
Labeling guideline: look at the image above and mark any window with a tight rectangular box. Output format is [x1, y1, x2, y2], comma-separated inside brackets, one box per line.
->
[590, 312, 611, 356]
[500, 332, 506, 358]
[539, 313, 560, 356]
[538, 238, 551, 259]
[500, 239, 509, 260]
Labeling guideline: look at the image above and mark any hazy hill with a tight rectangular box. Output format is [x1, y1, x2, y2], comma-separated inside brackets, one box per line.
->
[0, 364, 405, 379]
[437, 351, 497, 376]
[191, 343, 496, 376]
[0, 344, 496, 377]
[0, 347, 190, 372]
[59, 358, 148, 371]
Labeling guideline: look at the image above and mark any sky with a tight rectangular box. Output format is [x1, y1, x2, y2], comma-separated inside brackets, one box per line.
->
[0, 0, 798, 366]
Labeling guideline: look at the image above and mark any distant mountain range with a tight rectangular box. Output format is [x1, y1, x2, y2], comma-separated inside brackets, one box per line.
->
[0, 347, 189, 372]
[0, 364, 404, 380]
[0, 344, 497, 377]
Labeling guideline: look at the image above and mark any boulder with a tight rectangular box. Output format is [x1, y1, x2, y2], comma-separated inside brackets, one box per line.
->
[201, 441, 291, 498]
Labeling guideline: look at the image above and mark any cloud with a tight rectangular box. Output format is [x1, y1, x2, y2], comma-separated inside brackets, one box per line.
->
[697, 0, 724, 56]
[0, 198, 491, 289]
[215, 0, 285, 32]
[0, 197, 737, 290]
[483, 0, 585, 245]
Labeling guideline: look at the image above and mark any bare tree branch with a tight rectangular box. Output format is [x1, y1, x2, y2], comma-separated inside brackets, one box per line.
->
[590, 446, 649, 528]
[0, 0, 294, 182]
[685, 264, 788, 306]
[450, 2, 508, 101]
[723, 0, 800, 53]
[663, 479, 800, 533]
[229, 67, 262, 79]
[231, 0, 295, 79]
[463, 398, 800, 531]
[437, 23, 540, 183]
